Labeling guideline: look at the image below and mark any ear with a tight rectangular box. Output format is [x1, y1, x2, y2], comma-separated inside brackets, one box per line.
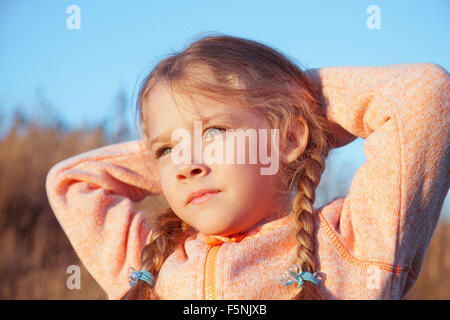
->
[285, 116, 309, 163]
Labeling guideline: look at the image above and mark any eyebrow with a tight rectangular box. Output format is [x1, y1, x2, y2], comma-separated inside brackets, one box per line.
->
[149, 113, 233, 147]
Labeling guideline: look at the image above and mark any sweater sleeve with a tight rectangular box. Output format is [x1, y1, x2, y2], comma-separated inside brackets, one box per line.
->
[45, 139, 161, 299]
[306, 63, 449, 297]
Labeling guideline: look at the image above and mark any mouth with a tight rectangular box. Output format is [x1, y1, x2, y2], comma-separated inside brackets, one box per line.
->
[186, 188, 221, 205]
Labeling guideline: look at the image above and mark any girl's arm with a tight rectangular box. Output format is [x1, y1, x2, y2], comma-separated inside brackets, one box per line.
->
[45, 140, 160, 299]
[306, 63, 449, 298]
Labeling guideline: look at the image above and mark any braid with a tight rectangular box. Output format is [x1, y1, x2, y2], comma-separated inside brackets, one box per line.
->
[291, 151, 327, 300]
[121, 209, 192, 300]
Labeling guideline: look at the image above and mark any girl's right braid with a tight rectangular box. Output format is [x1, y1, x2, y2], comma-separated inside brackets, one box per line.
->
[291, 151, 326, 300]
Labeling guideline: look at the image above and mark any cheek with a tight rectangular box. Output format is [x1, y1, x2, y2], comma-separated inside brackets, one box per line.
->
[223, 163, 273, 199]
[158, 166, 177, 204]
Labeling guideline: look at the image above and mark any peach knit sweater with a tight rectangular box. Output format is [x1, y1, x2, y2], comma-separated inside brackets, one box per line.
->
[45, 63, 449, 300]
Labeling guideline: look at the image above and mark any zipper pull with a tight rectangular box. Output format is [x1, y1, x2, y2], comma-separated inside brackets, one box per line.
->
[206, 237, 225, 246]
[205, 231, 249, 246]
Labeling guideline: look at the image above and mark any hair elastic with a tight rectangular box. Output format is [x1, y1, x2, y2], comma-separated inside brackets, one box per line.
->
[280, 265, 319, 287]
[128, 267, 154, 287]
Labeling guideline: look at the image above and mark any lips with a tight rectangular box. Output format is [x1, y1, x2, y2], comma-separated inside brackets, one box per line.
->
[186, 188, 221, 205]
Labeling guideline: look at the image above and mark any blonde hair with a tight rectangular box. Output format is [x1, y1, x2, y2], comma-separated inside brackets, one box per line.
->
[122, 33, 335, 300]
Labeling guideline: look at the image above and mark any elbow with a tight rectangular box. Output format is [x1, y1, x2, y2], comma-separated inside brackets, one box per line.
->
[417, 63, 449, 108]
[421, 62, 449, 78]
[45, 165, 60, 211]
[45, 163, 60, 194]
[420, 63, 449, 91]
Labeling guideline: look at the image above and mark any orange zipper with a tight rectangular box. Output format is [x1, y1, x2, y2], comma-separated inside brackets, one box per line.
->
[203, 232, 248, 300]
[204, 244, 221, 300]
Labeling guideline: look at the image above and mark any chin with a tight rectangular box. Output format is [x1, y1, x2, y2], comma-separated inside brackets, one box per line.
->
[195, 223, 233, 236]
[198, 227, 228, 236]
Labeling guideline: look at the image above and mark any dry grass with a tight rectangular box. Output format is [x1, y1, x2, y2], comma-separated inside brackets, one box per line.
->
[0, 109, 448, 300]
[403, 222, 450, 299]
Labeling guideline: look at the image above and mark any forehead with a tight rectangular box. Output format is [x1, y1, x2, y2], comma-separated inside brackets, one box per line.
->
[143, 82, 263, 135]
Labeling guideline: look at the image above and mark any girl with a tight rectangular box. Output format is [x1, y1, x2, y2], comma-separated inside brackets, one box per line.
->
[46, 35, 449, 300]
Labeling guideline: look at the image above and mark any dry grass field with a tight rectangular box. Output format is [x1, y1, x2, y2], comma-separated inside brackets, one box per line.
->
[0, 110, 448, 300]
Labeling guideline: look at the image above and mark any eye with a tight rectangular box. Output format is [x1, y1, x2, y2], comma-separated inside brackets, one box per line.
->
[154, 146, 173, 159]
[204, 127, 227, 139]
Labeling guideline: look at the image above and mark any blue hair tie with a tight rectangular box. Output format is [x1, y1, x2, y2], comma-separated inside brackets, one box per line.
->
[280, 265, 320, 287]
[128, 267, 154, 287]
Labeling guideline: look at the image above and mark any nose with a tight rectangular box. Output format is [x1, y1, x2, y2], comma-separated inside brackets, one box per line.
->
[176, 163, 209, 182]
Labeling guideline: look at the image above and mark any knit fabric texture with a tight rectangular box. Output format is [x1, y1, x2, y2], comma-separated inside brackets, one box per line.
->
[45, 63, 450, 300]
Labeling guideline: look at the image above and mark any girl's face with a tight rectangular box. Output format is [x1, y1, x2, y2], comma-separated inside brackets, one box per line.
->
[144, 82, 290, 236]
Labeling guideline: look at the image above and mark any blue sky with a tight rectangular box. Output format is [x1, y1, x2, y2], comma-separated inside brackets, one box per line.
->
[1, 0, 449, 217]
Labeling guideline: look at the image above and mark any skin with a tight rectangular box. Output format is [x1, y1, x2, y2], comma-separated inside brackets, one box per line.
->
[143, 81, 309, 237]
